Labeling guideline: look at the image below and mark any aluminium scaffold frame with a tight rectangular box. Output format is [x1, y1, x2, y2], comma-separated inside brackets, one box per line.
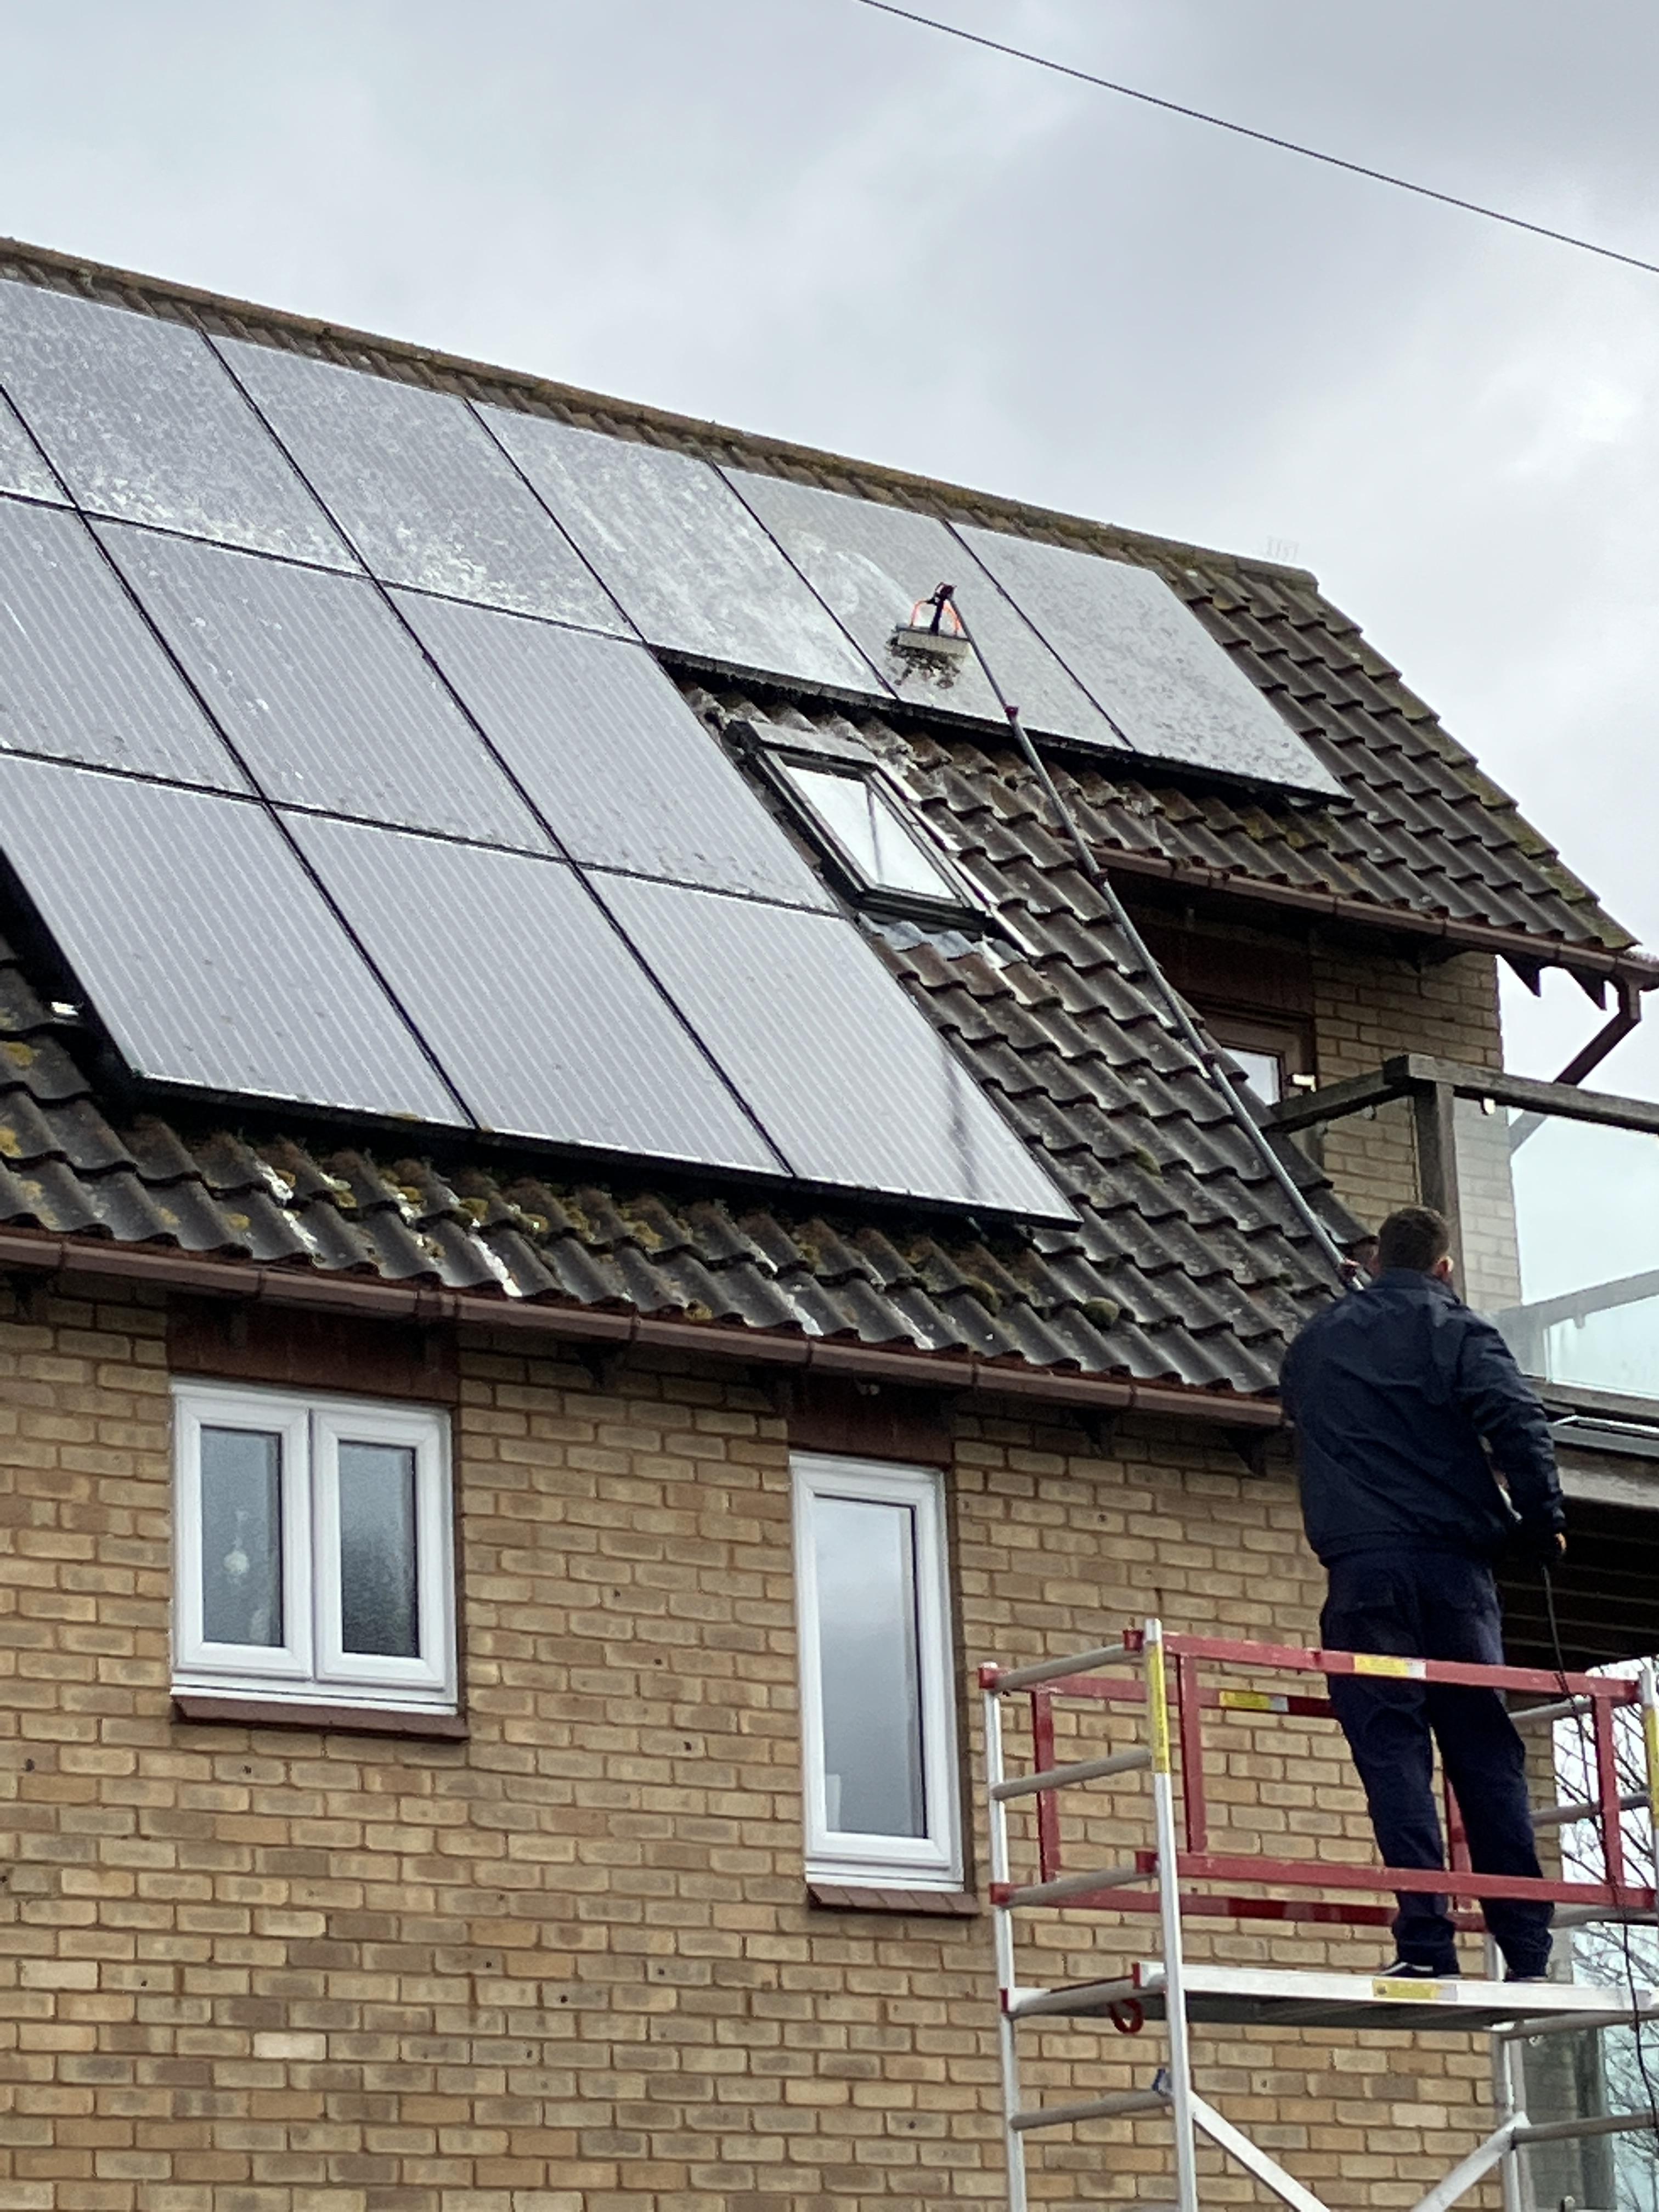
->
[982, 1621, 1659, 2212]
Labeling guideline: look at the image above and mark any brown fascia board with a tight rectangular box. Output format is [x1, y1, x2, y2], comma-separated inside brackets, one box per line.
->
[0, 1224, 1281, 1430]
[1103, 844, 1659, 988]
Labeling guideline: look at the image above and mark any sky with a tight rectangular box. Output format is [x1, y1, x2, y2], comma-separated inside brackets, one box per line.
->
[3, 0, 1658, 1088]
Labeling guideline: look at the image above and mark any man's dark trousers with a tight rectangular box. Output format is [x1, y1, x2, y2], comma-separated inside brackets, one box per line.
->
[1322, 1549, 1552, 1976]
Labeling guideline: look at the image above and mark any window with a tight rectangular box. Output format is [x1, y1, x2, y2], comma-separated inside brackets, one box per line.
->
[172, 1381, 455, 1713]
[773, 758, 974, 911]
[792, 1453, 961, 1887]
[1204, 1010, 1316, 1107]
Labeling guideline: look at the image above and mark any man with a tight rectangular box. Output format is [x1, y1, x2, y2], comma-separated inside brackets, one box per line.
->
[1280, 1204, 1566, 1982]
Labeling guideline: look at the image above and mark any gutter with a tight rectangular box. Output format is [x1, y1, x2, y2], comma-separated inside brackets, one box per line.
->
[0, 1224, 1282, 1431]
[1095, 846, 1659, 990]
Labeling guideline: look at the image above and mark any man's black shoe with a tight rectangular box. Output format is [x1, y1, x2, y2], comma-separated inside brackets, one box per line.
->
[1377, 1958, 1459, 1979]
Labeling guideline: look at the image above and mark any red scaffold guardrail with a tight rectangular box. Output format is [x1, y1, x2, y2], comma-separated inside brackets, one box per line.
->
[981, 1630, 1656, 1926]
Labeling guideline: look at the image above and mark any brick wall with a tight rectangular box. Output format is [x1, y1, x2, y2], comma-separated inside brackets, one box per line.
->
[0, 935, 1525, 2211]
[1313, 943, 1503, 1231]
[0, 1285, 1514, 2212]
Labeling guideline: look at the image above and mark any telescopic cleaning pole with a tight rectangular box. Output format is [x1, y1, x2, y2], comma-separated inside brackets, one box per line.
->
[926, 583, 1353, 1282]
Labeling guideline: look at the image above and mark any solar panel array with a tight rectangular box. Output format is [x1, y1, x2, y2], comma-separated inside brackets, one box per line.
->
[0, 275, 1084, 1217]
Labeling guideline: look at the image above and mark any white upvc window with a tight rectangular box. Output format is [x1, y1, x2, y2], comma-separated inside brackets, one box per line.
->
[792, 1453, 962, 1888]
[172, 1381, 456, 1713]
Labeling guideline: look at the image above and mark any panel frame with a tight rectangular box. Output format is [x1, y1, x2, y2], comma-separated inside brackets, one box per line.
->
[216, 335, 632, 634]
[0, 277, 354, 567]
[595, 872, 1074, 1220]
[478, 405, 890, 701]
[284, 812, 787, 1173]
[953, 520, 1343, 796]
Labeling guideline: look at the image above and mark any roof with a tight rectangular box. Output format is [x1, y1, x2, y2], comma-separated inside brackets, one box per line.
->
[0, 236, 1643, 1414]
[2, 235, 1638, 985]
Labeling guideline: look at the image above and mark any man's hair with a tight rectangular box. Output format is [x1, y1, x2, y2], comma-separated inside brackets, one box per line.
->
[1376, 1205, 1451, 1273]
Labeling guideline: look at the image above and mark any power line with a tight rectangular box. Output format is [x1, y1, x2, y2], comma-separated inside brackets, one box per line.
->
[855, 1, 1659, 281]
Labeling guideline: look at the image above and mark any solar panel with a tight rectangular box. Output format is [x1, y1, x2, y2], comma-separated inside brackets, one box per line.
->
[285, 815, 783, 1171]
[0, 393, 62, 504]
[597, 876, 1073, 1217]
[391, 592, 832, 906]
[478, 408, 884, 696]
[218, 338, 630, 633]
[0, 757, 460, 1120]
[727, 469, 1128, 749]
[0, 280, 352, 567]
[0, 499, 249, 788]
[956, 526, 1343, 794]
[98, 523, 551, 848]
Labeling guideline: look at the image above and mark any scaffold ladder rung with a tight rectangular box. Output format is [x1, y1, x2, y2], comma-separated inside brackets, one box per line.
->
[1011, 2087, 1170, 2132]
[992, 1746, 1151, 1799]
[1000, 1861, 1152, 1908]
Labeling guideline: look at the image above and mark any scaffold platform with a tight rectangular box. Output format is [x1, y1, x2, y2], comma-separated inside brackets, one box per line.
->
[981, 1622, 1659, 2212]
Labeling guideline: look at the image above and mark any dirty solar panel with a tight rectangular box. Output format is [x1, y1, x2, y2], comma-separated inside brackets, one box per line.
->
[957, 525, 1342, 795]
[219, 339, 629, 633]
[392, 591, 832, 907]
[599, 874, 1074, 1218]
[727, 469, 1128, 750]
[0, 757, 460, 1120]
[0, 499, 249, 788]
[285, 814, 783, 1171]
[479, 407, 884, 696]
[98, 523, 550, 849]
[0, 280, 352, 567]
[0, 392, 63, 504]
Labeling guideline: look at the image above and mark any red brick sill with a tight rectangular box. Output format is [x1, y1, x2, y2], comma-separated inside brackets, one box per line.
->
[172, 1694, 468, 1740]
[807, 1882, 979, 1916]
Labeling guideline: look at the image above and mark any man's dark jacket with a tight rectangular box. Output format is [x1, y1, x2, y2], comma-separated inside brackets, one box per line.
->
[1280, 1269, 1565, 1565]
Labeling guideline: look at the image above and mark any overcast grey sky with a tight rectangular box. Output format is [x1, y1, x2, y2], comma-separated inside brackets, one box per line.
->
[5, 0, 1657, 1088]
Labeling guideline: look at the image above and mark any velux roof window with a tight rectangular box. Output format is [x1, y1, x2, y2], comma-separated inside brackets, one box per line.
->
[772, 757, 974, 913]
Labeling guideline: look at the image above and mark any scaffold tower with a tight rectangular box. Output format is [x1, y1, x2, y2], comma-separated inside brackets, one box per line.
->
[983, 1621, 1659, 2212]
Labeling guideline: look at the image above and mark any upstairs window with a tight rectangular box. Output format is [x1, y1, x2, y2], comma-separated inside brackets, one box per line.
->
[792, 1453, 962, 1889]
[771, 757, 979, 916]
[172, 1381, 456, 1714]
[1205, 1011, 1316, 1108]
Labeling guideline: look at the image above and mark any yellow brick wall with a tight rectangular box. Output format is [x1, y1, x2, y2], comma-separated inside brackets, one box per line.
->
[1312, 944, 1503, 1232]
[0, 1284, 1518, 2212]
[0, 938, 1528, 2211]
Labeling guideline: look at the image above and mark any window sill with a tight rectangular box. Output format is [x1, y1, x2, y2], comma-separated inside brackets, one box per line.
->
[171, 1694, 467, 1740]
[806, 1881, 979, 1916]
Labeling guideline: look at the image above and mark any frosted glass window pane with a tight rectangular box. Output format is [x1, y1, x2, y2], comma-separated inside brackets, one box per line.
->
[780, 762, 953, 898]
[813, 1496, 926, 1837]
[201, 1427, 283, 1647]
[338, 1440, 419, 1657]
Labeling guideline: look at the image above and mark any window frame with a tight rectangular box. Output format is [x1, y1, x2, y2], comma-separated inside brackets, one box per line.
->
[761, 751, 985, 922]
[791, 1452, 962, 1890]
[171, 1379, 456, 1715]
[1201, 1007, 1316, 1107]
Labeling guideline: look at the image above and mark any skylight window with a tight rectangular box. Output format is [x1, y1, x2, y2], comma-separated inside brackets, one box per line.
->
[774, 758, 970, 910]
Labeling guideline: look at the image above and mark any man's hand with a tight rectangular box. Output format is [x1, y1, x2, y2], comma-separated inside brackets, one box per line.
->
[1512, 1522, 1567, 1566]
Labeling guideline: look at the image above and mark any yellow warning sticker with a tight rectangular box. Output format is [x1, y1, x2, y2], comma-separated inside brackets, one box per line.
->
[1146, 1638, 1172, 1775]
[1218, 1689, 1290, 1713]
[1352, 1654, 1426, 1680]
[1372, 1978, 1457, 2004]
